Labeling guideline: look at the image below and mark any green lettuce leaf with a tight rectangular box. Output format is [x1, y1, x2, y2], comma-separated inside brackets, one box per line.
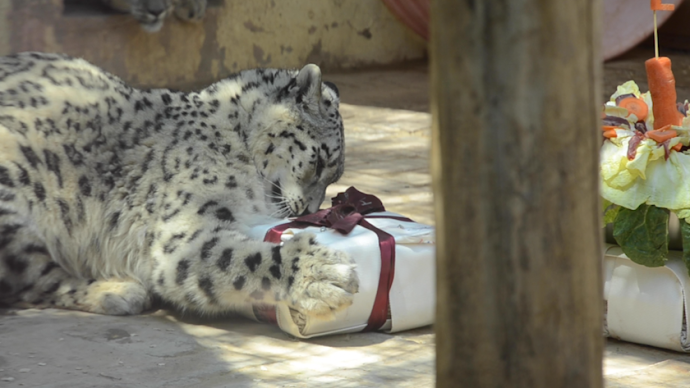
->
[613, 204, 669, 267]
[602, 198, 620, 227]
[679, 219, 690, 277]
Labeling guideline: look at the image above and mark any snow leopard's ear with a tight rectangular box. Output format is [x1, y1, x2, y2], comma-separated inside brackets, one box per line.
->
[322, 81, 340, 106]
[295, 64, 322, 107]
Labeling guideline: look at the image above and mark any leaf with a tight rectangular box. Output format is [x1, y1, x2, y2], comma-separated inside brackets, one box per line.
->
[679, 218, 690, 277]
[613, 204, 669, 267]
[602, 198, 620, 227]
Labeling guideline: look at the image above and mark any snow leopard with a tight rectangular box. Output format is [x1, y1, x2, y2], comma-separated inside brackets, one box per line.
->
[101, 0, 207, 32]
[0, 52, 358, 320]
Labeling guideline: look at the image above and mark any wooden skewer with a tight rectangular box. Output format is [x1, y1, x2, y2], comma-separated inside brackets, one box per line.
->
[654, 10, 659, 58]
[651, 0, 676, 58]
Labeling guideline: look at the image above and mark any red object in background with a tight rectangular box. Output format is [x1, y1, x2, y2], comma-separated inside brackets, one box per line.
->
[381, 0, 429, 41]
[380, 0, 689, 62]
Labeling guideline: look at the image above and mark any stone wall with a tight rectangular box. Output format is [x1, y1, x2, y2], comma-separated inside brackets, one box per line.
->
[0, 0, 426, 89]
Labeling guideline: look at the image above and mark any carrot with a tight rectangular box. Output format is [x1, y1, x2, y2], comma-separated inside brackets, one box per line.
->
[646, 57, 684, 129]
[672, 143, 683, 152]
[602, 125, 619, 132]
[651, 0, 675, 11]
[618, 97, 649, 121]
[603, 129, 617, 138]
[646, 127, 677, 143]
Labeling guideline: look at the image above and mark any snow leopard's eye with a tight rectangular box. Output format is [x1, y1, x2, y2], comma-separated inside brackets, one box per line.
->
[301, 156, 325, 186]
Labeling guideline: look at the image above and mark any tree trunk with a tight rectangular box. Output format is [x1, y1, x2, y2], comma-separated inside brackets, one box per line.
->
[431, 1, 604, 387]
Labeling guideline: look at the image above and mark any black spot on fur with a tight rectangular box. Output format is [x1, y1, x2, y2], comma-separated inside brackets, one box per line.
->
[78, 176, 91, 197]
[33, 182, 45, 201]
[197, 200, 218, 215]
[163, 232, 186, 254]
[25, 244, 49, 254]
[158, 272, 165, 286]
[198, 277, 217, 303]
[5, 255, 27, 274]
[57, 199, 72, 234]
[315, 157, 325, 180]
[43, 149, 62, 188]
[261, 277, 271, 291]
[187, 229, 202, 243]
[233, 276, 246, 290]
[109, 211, 120, 231]
[225, 176, 237, 189]
[292, 258, 300, 273]
[161, 208, 180, 222]
[245, 253, 262, 272]
[14, 163, 30, 186]
[62, 144, 84, 166]
[265, 143, 275, 155]
[200, 237, 219, 261]
[0, 166, 14, 187]
[203, 176, 218, 185]
[20, 146, 42, 169]
[161, 93, 172, 105]
[293, 139, 307, 152]
[0, 224, 19, 250]
[175, 260, 190, 285]
[43, 281, 61, 294]
[215, 207, 234, 222]
[269, 265, 281, 279]
[217, 248, 233, 271]
[287, 276, 294, 290]
[40, 262, 59, 276]
[0, 190, 14, 202]
[0, 208, 15, 217]
[271, 246, 282, 265]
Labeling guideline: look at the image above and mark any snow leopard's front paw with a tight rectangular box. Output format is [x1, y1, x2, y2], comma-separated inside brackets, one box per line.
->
[280, 233, 359, 319]
[83, 280, 151, 316]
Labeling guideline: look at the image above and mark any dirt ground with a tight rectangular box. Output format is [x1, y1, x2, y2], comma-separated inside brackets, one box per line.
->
[3, 47, 690, 387]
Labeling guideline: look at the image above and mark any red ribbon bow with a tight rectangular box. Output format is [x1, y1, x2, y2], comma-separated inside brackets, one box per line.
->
[263, 187, 411, 332]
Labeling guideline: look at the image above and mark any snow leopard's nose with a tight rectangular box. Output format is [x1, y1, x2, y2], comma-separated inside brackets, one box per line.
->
[148, 7, 166, 18]
[146, 0, 169, 17]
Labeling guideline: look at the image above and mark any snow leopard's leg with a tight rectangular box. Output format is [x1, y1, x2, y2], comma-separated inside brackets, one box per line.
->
[0, 211, 150, 315]
[151, 229, 359, 319]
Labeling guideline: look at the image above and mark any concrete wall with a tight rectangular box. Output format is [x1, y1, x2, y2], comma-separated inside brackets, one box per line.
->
[0, 0, 426, 89]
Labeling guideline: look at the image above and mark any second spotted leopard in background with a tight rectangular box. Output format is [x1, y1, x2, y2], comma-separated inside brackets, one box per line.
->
[0, 52, 358, 319]
[101, 0, 208, 32]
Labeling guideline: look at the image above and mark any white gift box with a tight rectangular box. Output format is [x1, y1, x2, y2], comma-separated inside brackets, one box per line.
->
[240, 211, 436, 339]
[604, 244, 690, 352]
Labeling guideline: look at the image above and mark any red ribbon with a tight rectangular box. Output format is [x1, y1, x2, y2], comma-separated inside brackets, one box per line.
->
[263, 187, 411, 331]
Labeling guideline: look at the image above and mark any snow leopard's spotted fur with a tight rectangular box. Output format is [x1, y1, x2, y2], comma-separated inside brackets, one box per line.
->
[101, 0, 207, 32]
[0, 52, 357, 319]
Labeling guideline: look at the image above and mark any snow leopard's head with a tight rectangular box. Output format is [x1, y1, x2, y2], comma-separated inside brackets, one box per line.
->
[250, 64, 345, 217]
[103, 0, 175, 33]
